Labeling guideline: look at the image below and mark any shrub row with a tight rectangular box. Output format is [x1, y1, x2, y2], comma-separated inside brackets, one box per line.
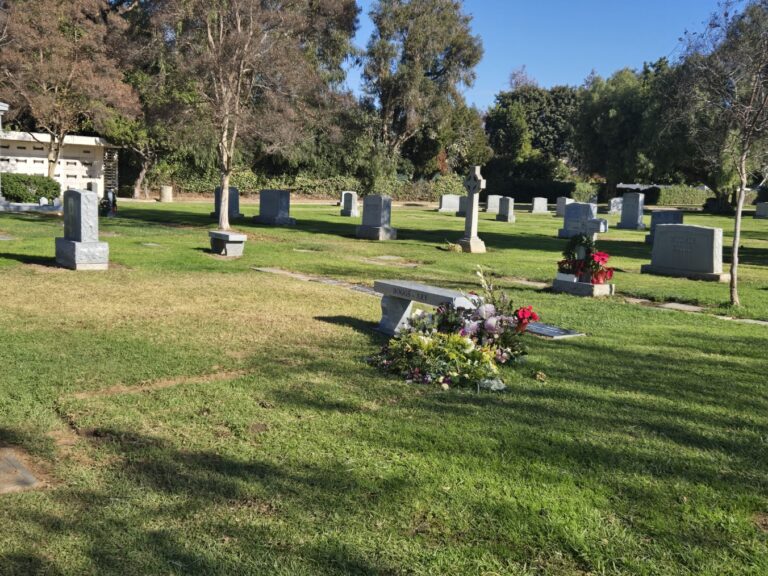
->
[153, 166, 465, 202]
[1, 173, 60, 203]
[629, 185, 714, 206]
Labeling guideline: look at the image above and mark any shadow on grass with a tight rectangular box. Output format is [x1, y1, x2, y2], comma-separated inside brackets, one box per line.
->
[0, 251, 58, 267]
[10, 427, 409, 575]
[314, 315, 384, 342]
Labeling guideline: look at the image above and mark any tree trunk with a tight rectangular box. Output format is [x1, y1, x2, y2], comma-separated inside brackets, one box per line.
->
[729, 153, 748, 307]
[46, 136, 63, 180]
[133, 155, 151, 199]
[218, 171, 231, 231]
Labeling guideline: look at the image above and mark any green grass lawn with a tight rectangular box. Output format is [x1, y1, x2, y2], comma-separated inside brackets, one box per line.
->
[0, 201, 766, 575]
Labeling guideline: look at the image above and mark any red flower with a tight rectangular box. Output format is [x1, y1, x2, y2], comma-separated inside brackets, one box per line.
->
[514, 306, 539, 332]
[592, 251, 610, 266]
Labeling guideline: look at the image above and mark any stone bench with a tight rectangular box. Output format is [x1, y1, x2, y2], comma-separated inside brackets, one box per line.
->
[208, 230, 247, 257]
[373, 280, 475, 335]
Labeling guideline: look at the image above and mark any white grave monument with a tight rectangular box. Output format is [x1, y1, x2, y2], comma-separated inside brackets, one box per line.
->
[356, 195, 396, 240]
[556, 196, 574, 217]
[457, 166, 486, 253]
[439, 194, 461, 213]
[485, 195, 502, 214]
[616, 192, 645, 230]
[531, 197, 549, 214]
[496, 197, 515, 223]
[55, 189, 109, 270]
[340, 191, 359, 217]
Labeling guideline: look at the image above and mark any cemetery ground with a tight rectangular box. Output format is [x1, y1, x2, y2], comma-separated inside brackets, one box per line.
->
[0, 202, 767, 575]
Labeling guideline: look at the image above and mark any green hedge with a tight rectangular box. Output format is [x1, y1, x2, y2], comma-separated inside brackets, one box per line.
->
[633, 185, 714, 206]
[1, 174, 60, 203]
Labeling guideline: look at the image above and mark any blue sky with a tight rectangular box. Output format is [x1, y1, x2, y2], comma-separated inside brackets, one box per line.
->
[346, 0, 721, 110]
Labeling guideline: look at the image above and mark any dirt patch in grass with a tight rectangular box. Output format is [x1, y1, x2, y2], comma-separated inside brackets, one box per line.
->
[70, 369, 249, 401]
[754, 513, 768, 532]
[249, 423, 269, 435]
[0, 447, 52, 494]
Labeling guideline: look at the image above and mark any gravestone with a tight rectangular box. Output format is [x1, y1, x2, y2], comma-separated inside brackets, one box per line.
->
[439, 194, 461, 213]
[356, 195, 396, 240]
[55, 189, 109, 270]
[645, 210, 683, 244]
[458, 166, 486, 253]
[340, 191, 359, 217]
[39, 197, 48, 206]
[616, 192, 645, 230]
[456, 196, 468, 217]
[608, 197, 623, 215]
[557, 202, 608, 240]
[160, 185, 173, 203]
[486, 195, 502, 214]
[531, 197, 549, 214]
[212, 186, 244, 220]
[254, 189, 296, 226]
[496, 197, 516, 223]
[755, 202, 768, 219]
[641, 224, 729, 282]
[556, 196, 574, 217]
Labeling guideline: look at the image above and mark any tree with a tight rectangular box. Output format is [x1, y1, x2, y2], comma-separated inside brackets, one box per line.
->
[361, 0, 483, 176]
[485, 98, 531, 160]
[682, 0, 768, 306]
[0, 0, 139, 180]
[155, 0, 357, 231]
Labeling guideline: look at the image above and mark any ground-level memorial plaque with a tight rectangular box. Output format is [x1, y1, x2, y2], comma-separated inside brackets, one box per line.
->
[0, 449, 40, 494]
[641, 224, 729, 282]
[526, 322, 585, 339]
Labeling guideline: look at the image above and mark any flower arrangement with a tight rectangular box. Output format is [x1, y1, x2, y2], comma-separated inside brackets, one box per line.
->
[369, 269, 539, 390]
[557, 234, 614, 285]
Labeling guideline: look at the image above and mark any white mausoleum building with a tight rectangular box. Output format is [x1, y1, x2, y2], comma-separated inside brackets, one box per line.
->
[0, 130, 118, 197]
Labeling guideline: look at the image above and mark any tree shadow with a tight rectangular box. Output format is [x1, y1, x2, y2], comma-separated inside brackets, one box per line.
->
[314, 315, 385, 343]
[0, 251, 58, 267]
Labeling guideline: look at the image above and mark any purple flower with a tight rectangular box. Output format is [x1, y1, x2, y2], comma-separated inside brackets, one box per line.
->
[476, 303, 496, 320]
[462, 321, 480, 336]
[484, 316, 501, 334]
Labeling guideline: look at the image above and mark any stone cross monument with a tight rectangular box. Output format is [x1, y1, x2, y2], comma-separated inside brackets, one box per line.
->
[458, 166, 487, 254]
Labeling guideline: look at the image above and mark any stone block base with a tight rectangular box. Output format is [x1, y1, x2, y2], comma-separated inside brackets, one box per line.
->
[640, 264, 730, 282]
[356, 225, 397, 240]
[458, 236, 486, 253]
[552, 278, 615, 297]
[377, 295, 413, 335]
[340, 209, 359, 217]
[496, 214, 516, 223]
[210, 212, 244, 219]
[209, 230, 247, 257]
[55, 238, 109, 270]
[253, 216, 296, 226]
[616, 223, 646, 230]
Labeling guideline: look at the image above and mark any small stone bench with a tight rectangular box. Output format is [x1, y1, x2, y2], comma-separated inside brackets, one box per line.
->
[208, 230, 247, 257]
[373, 280, 475, 335]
